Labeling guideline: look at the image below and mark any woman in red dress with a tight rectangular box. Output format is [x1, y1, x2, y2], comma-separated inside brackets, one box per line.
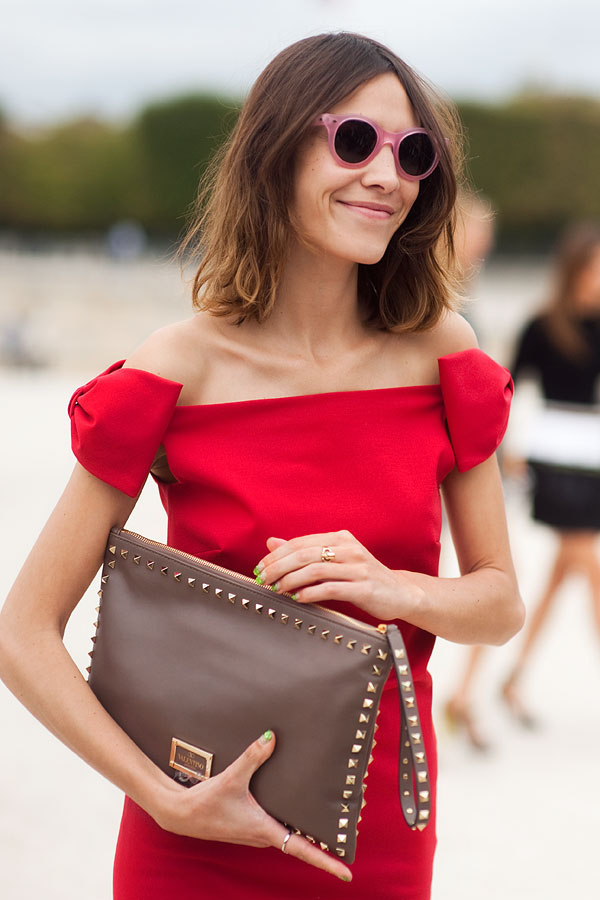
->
[0, 33, 523, 899]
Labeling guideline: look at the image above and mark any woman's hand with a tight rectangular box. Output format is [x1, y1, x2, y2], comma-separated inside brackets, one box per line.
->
[255, 530, 423, 621]
[152, 731, 352, 883]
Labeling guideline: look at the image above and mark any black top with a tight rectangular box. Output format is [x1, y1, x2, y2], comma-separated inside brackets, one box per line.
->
[512, 315, 600, 404]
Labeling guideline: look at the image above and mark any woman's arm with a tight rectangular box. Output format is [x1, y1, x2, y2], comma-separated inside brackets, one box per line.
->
[255, 455, 524, 647]
[0, 464, 351, 882]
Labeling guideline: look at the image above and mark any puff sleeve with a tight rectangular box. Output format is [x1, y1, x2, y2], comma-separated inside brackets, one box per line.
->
[68, 360, 183, 497]
[438, 348, 514, 472]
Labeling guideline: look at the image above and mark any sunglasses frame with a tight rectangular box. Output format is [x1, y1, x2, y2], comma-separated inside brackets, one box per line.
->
[313, 114, 439, 182]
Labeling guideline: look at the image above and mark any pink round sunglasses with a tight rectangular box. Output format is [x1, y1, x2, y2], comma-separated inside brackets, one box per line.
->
[313, 114, 439, 182]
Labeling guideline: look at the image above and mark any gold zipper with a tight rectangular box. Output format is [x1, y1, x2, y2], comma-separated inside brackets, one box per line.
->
[120, 528, 387, 635]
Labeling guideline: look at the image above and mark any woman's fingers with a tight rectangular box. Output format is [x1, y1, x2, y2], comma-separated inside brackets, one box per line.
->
[280, 831, 352, 882]
[223, 734, 352, 881]
[225, 730, 277, 784]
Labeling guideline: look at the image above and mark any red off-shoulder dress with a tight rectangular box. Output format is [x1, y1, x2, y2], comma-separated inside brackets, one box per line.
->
[69, 348, 512, 900]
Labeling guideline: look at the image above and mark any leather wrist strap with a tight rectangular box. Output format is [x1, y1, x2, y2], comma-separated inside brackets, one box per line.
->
[386, 625, 431, 831]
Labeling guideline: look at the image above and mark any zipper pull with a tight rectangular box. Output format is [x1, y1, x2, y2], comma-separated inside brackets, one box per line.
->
[376, 623, 388, 634]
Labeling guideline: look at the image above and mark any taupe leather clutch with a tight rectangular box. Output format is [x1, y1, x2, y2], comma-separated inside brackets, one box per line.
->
[87, 528, 430, 863]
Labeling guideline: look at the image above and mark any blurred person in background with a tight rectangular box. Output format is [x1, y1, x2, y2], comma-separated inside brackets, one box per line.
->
[0, 33, 523, 900]
[501, 222, 600, 725]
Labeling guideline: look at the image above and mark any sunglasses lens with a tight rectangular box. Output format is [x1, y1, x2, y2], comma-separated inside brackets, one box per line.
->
[334, 120, 378, 164]
[398, 132, 437, 177]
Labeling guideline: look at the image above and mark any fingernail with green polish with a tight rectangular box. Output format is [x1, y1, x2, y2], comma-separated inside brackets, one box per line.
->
[291, 592, 299, 601]
[253, 563, 264, 576]
[270, 582, 280, 592]
[255, 573, 265, 585]
[260, 729, 273, 744]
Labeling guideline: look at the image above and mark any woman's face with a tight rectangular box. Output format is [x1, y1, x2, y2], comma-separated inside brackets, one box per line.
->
[290, 73, 421, 267]
[572, 245, 600, 313]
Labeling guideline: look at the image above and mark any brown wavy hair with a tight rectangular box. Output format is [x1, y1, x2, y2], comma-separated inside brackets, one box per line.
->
[542, 222, 600, 361]
[180, 32, 465, 330]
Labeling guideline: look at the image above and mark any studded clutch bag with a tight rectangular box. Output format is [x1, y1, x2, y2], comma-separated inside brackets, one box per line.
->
[87, 528, 431, 864]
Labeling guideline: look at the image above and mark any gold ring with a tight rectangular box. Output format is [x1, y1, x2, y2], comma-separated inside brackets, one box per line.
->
[321, 546, 335, 562]
[281, 831, 293, 853]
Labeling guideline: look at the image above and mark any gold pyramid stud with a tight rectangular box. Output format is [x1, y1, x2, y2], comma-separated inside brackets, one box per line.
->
[419, 810, 430, 821]
[394, 648, 405, 659]
[101, 575, 109, 584]
[294, 619, 302, 629]
[334, 634, 343, 644]
[255, 603, 263, 614]
[107, 560, 115, 569]
[361, 644, 372, 655]
[376, 649, 388, 660]
[340, 803, 350, 813]
[343, 790, 353, 800]
[85, 665, 91, 673]
[362, 698, 374, 709]
[336, 833, 347, 844]
[308, 625, 316, 635]
[320, 842, 329, 852]
[160, 566, 168, 576]
[372, 665, 383, 676]
[419, 791, 430, 802]
[95, 605, 100, 612]
[241, 598, 250, 610]
[336, 849, 346, 858]
[352, 744, 363, 753]
[202, 583, 210, 593]
[120, 549, 128, 559]
[398, 664, 409, 676]
[346, 775, 356, 785]
[338, 818, 348, 828]
[408, 715, 418, 727]
[109, 545, 116, 555]
[347, 639, 357, 650]
[146, 562, 154, 571]
[268, 608, 276, 618]
[133, 555, 141, 565]
[417, 823, 427, 832]
[188, 578, 196, 588]
[401, 680, 412, 692]
[321, 630, 329, 640]
[348, 758, 358, 769]
[367, 682, 377, 694]
[411, 732, 422, 745]
[174, 572, 182, 582]
[91, 636, 97, 643]
[215, 588, 223, 598]
[415, 752, 425, 764]
[417, 770, 428, 783]
[228, 593, 236, 603]
[406, 696, 415, 708]
[355, 729, 366, 740]
[359, 713, 370, 724]
[281, 613, 289, 624]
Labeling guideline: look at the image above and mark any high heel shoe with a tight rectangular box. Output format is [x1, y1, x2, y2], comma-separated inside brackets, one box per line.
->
[444, 700, 490, 752]
[500, 680, 538, 730]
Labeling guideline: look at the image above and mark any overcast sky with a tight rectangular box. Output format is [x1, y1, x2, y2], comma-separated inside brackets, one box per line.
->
[2, 0, 600, 125]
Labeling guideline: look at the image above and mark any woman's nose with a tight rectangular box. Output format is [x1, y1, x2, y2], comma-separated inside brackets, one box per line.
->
[361, 142, 401, 191]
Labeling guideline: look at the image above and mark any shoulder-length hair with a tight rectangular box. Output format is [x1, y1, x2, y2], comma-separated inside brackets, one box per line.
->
[181, 32, 464, 331]
[542, 221, 600, 361]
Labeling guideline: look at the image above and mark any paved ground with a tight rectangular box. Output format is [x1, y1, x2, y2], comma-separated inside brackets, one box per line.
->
[1, 254, 599, 898]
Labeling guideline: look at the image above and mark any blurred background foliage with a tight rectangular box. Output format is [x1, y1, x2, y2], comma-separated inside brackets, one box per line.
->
[1, 91, 598, 252]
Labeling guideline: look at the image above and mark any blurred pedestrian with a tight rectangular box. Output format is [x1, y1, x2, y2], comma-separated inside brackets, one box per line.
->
[501, 222, 600, 724]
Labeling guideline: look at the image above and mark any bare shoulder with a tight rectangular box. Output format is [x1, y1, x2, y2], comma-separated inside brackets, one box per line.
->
[424, 310, 479, 357]
[390, 311, 478, 386]
[123, 313, 216, 388]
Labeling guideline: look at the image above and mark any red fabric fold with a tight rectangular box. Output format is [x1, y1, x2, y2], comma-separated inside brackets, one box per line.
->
[438, 348, 513, 472]
[68, 360, 183, 497]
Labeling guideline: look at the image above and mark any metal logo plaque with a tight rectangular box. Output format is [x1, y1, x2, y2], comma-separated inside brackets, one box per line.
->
[169, 738, 214, 781]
